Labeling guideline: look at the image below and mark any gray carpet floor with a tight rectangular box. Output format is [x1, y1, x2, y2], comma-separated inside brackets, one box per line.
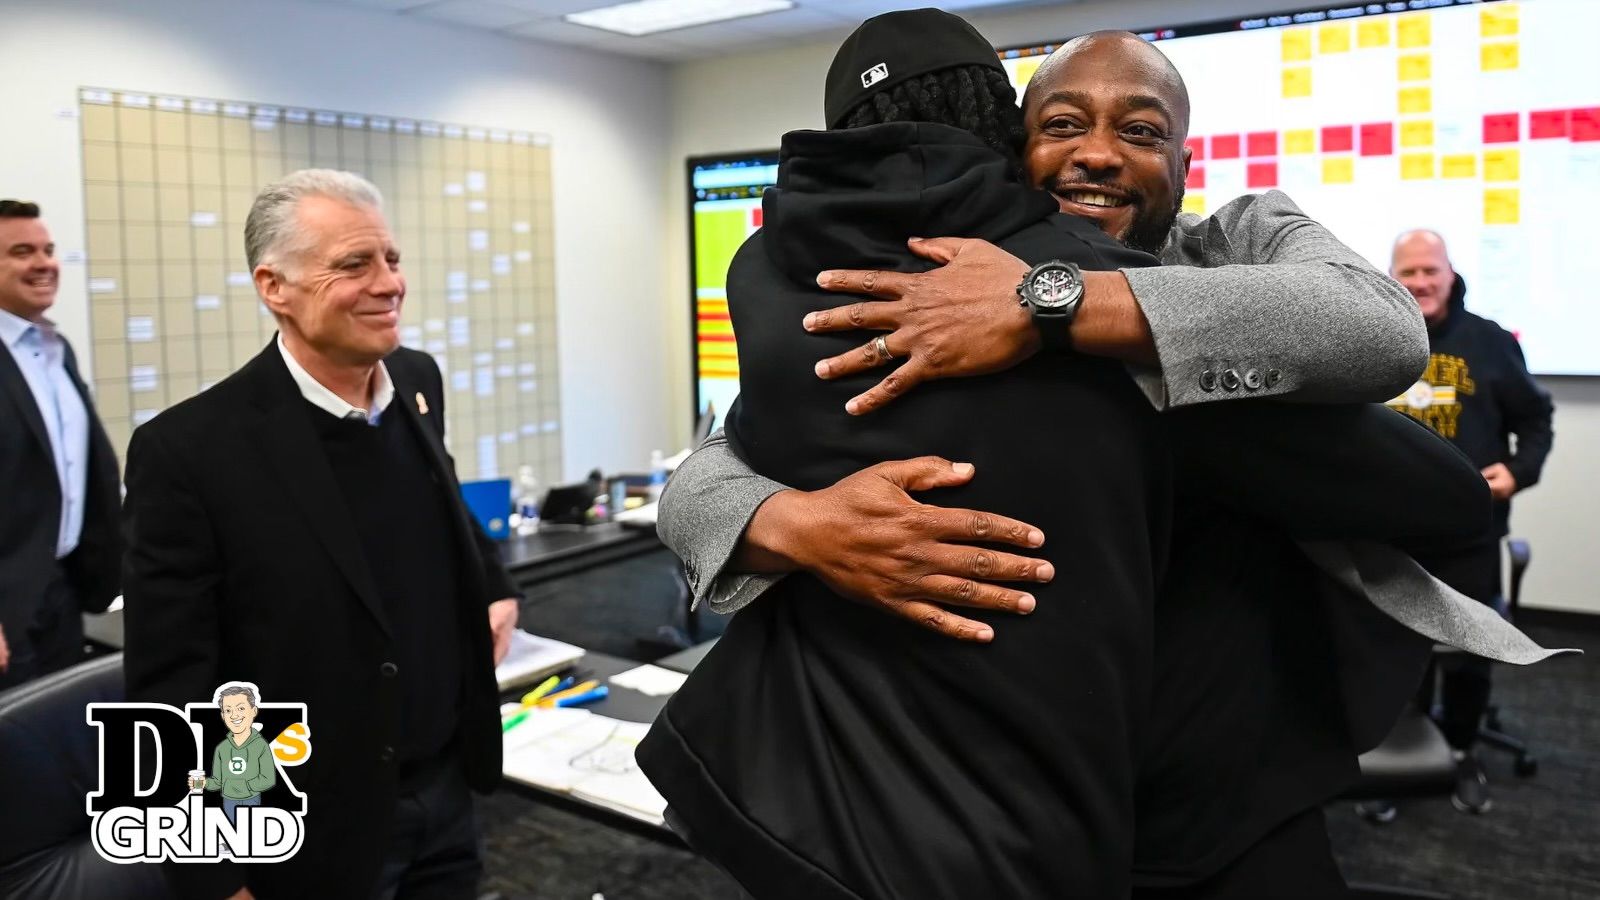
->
[477, 622, 1598, 900]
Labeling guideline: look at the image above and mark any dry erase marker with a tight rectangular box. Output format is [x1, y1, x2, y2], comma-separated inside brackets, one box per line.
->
[521, 675, 560, 706]
[536, 679, 600, 707]
[502, 709, 532, 733]
[553, 685, 608, 708]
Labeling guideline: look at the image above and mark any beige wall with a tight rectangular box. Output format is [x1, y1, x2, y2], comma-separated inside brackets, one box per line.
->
[662, 0, 1600, 615]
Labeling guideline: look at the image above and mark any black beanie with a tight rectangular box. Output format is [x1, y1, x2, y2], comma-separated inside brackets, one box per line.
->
[824, 8, 1005, 129]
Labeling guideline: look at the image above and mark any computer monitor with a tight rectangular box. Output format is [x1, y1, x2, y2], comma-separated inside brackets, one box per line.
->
[687, 150, 780, 432]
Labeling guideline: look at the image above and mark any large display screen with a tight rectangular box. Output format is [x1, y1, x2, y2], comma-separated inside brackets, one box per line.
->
[688, 152, 778, 431]
[1001, 0, 1599, 376]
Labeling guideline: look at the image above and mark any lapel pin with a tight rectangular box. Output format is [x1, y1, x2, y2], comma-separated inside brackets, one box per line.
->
[415, 392, 429, 415]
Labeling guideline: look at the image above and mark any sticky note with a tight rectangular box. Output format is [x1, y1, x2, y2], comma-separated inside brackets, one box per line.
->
[1182, 193, 1206, 216]
[1441, 154, 1477, 179]
[1530, 109, 1569, 140]
[1572, 108, 1600, 142]
[1212, 134, 1241, 159]
[1399, 54, 1431, 82]
[1401, 120, 1434, 148]
[1482, 5, 1519, 38]
[1186, 166, 1207, 190]
[1484, 188, 1519, 225]
[1321, 125, 1354, 153]
[1319, 23, 1351, 54]
[1323, 157, 1354, 184]
[1358, 19, 1390, 48]
[1397, 14, 1430, 48]
[1185, 137, 1206, 160]
[1282, 28, 1312, 62]
[1013, 57, 1043, 88]
[1247, 162, 1278, 189]
[1282, 67, 1312, 99]
[1483, 148, 1519, 182]
[1483, 113, 1520, 144]
[1481, 42, 1519, 71]
[1399, 87, 1432, 115]
[1401, 153, 1435, 180]
[1248, 131, 1278, 157]
[1360, 122, 1394, 157]
[1285, 129, 1315, 154]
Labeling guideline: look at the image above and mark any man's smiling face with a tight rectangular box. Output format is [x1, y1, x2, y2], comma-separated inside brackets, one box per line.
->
[221, 694, 258, 737]
[1021, 32, 1193, 255]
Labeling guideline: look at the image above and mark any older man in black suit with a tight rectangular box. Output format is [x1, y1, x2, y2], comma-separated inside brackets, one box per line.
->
[0, 200, 121, 691]
[123, 170, 520, 899]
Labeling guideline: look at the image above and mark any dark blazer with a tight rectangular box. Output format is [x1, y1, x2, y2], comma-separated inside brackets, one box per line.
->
[122, 340, 515, 899]
[0, 331, 121, 644]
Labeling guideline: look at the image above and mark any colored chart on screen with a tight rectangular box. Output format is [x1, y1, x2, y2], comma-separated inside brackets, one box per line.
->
[690, 155, 778, 428]
[1001, 0, 1600, 376]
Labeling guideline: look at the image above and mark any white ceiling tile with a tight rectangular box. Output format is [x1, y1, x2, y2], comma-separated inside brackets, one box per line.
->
[322, 0, 435, 10]
[407, 0, 540, 29]
[503, 18, 612, 44]
[491, 0, 613, 15]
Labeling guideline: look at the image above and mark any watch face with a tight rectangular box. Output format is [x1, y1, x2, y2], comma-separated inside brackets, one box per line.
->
[1030, 266, 1078, 308]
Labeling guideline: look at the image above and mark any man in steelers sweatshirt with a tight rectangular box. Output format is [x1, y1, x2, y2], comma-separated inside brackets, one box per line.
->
[1388, 228, 1555, 813]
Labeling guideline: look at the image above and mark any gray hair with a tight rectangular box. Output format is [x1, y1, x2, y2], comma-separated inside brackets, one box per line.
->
[216, 684, 258, 707]
[244, 169, 384, 272]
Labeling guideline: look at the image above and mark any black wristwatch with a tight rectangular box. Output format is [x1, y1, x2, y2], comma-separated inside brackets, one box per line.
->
[1017, 259, 1085, 351]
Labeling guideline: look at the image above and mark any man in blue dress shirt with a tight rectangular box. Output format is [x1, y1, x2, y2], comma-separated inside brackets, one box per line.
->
[0, 200, 122, 689]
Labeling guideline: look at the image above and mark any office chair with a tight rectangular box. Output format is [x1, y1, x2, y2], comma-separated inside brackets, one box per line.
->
[0, 653, 173, 899]
[1474, 538, 1537, 776]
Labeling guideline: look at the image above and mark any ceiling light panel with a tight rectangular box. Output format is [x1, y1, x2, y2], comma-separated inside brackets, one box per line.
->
[564, 0, 795, 37]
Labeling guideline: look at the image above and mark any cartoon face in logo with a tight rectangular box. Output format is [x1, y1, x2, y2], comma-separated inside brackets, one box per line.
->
[220, 690, 258, 738]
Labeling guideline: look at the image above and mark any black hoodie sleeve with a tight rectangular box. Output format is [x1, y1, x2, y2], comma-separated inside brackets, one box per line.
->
[1497, 331, 1555, 490]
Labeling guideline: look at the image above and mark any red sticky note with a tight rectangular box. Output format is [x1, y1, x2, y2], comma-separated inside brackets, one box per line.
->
[1247, 161, 1278, 189]
[1483, 113, 1520, 144]
[1359, 122, 1393, 157]
[751, 207, 763, 228]
[1211, 134, 1242, 159]
[1572, 107, 1600, 142]
[1247, 131, 1278, 157]
[1186, 166, 1207, 190]
[1321, 125, 1354, 153]
[1185, 137, 1206, 160]
[1530, 109, 1569, 140]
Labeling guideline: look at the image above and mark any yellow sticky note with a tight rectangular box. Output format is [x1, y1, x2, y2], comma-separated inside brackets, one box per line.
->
[1282, 67, 1312, 99]
[1401, 120, 1434, 148]
[1397, 14, 1431, 48]
[1399, 53, 1432, 82]
[1182, 193, 1206, 216]
[1481, 42, 1519, 71]
[1484, 188, 1519, 225]
[1285, 129, 1316, 155]
[1441, 154, 1477, 179]
[1282, 28, 1312, 62]
[1401, 153, 1435, 180]
[1358, 19, 1391, 48]
[1323, 157, 1354, 184]
[1483, 148, 1520, 182]
[1013, 57, 1043, 89]
[1319, 23, 1351, 54]
[1482, 5, 1519, 38]
[1398, 87, 1432, 115]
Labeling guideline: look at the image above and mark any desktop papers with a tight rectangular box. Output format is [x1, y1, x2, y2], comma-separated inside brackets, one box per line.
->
[494, 630, 586, 691]
[608, 664, 688, 697]
[502, 708, 667, 825]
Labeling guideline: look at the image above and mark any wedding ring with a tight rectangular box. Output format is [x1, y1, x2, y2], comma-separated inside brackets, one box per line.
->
[873, 335, 897, 363]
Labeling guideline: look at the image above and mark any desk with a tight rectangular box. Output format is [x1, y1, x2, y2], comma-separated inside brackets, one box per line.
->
[500, 523, 661, 587]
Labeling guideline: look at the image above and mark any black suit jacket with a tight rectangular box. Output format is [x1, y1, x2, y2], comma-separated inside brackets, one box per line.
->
[0, 330, 121, 641]
[122, 340, 515, 899]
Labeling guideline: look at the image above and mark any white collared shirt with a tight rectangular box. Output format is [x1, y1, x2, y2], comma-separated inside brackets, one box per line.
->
[0, 307, 90, 558]
[276, 334, 394, 425]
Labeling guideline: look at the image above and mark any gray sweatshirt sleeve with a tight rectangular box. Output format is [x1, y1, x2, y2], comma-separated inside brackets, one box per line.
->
[656, 430, 789, 615]
[1122, 190, 1428, 409]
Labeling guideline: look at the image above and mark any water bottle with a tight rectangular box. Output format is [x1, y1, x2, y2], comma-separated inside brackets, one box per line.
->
[648, 450, 667, 502]
[514, 465, 540, 536]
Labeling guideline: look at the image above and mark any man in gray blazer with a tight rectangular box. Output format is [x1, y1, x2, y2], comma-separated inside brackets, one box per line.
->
[658, 31, 1559, 895]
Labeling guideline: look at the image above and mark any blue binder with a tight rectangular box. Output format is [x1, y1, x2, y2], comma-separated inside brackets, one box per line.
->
[459, 478, 512, 539]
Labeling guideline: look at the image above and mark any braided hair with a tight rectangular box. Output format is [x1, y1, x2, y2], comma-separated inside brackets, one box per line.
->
[840, 65, 1026, 177]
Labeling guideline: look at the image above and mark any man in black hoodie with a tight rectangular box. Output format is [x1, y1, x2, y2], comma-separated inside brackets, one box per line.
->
[1387, 228, 1555, 813]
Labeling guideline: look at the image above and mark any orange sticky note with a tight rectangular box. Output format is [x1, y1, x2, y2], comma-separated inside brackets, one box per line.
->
[1441, 154, 1477, 179]
[1484, 188, 1519, 225]
[1399, 54, 1432, 82]
[1282, 67, 1312, 99]
[1399, 87, 1432, 115]
[1319, 23, 1351, 54]
[1358, 19, 1391, 48]
[1481, 42, 1519, 72]
[1323, 157, 1354, 184]
[1401, 153, 1435, 180]
[1482, 5, 1519, 38]
[1282, 28, 1312, 62]
[1182, 193, 1206, 216]
[1483, 148, 1520, 182]
[1285, 129, 1316, 154]
[1401, 120, 1434, 148]
[1397, 14, 1431, 48]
